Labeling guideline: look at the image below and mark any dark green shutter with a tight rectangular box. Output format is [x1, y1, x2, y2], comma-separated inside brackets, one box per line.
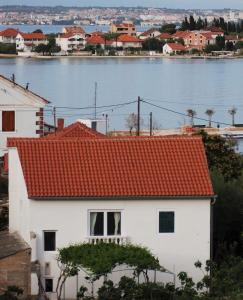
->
[159, 212, 174, 233]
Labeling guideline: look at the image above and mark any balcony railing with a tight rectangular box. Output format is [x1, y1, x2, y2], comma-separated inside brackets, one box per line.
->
[87, 236, 129, 245]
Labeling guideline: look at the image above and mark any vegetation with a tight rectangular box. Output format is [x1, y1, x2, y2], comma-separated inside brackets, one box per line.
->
[34, 36, 61, 55]
[0, 43, 16, 54]
[142, 38, 165, 52]
[0, 286, 23, 300]
[160, 23, 176, 34]
[57, 243, 161, 299]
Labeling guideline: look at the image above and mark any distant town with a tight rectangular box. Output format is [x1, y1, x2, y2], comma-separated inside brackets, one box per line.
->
[0, 6, 243, 26]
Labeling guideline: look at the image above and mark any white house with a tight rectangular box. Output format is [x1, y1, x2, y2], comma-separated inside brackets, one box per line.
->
[0, 74, 49, 156]
[138, 28, 162, 40]
[163, 43, 186, 55]
[8, 132, 214, 299]
[0, 28, 19, 44]
[56, 32, 86, 54]
[113, 34, 143, 48]
[16, 32, 47, 53]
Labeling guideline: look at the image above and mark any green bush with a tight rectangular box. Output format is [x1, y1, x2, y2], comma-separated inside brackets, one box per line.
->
[0, 43, 16, 54]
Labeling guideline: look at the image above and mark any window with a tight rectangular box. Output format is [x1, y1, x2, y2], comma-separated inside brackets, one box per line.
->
[91, 121, 97, 131]
[2, 111, 15, 132]
[90, 211, 121, 236]
[45, 278, 53, 292]
[44, 231, 56, 251]
[159, 212, 174, 233]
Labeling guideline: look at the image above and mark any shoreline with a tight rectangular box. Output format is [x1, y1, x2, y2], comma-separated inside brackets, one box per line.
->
[0, 53, 243, 60]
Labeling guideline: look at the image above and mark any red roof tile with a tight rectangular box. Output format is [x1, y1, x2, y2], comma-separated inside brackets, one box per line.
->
[0, 28, 19, 37]
[45, 122, 105, 139]
[172, 31, 190, 38]
[158, 33, 172, 40]
[19, 32, 46, 40]
[8, 136, 214, 199]
[117, 34, 142, 43]
[86, 35, 106, 45]
[166, 43, 186, 51]
[64, 26, 85, 34]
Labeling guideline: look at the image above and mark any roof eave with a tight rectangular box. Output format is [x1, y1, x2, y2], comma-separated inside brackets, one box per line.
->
[29, 195, 215, 201]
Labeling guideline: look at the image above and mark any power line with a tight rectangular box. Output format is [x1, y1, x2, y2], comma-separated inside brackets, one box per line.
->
[142, 99, 233, 127]
[46, 100, 137, 111]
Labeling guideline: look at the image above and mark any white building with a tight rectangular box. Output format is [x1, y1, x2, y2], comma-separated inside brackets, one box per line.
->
[0, 28, 19, 44]
[163, 43, 186, 55]
[8, 133, 214, 299]
[0, 74, 49, 156]
[16, 32, 47, 53]
[56, 32, 86, 54]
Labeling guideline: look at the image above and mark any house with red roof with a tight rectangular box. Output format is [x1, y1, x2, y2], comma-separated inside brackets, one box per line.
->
[0, 28, 19, 44]
[110, 21, 136, 36]
[0, 74, 49, 157]
[139, 28, 162, 40]
[163, 43, 186, 55]
[113, 34, 142, 48]
[62, 26, 85, 35]
[158, 32, 172, 41]
[8, 131, 214, 297]
[16, 32, 47, 53]
[56, 32, 86, 54]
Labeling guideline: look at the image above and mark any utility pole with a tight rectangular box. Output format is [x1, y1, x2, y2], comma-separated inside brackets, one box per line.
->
[94, 82, 97, 119]
[105, 114, 108, 135]
[137, 96, 141, 136]
[53, 106, 56, 133]
[149, 112, 153, 136]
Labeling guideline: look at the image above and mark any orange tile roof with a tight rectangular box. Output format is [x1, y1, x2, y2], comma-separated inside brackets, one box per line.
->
[86, 35, 106, 44]
[159, 33, 172, 40]
[0, 28, 19, 37]
[45, 122, 105, 139]
[173, 30, 190, 38]
[64, 26, 85, 34]
[167, 43, 186, 51]
[8, 136, 214, 199]
[20, 32, 46, 40]
[117, 34, 142, 43]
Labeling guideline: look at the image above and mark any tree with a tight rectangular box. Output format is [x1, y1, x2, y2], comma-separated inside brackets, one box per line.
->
[125, 113, 144, 135]
[56, 243, 161, 300]
[205, 109, 215, 127]
[228, 107, 237, 126]
[186, 109, 196, 126]
[189, 15, 196, 31]
[204, 44, 220, 53]
[46, 37, 61, 55]
[142, 38, 165, 52]
[215, 35, 225, 50]
[32, 29, 43, 33]
[225, 41, 234, 51]
[198, 130, 243, 182]
[181, 16, 190, 30]
[34, 43, 47, 56]
[160, 23, 176, 34]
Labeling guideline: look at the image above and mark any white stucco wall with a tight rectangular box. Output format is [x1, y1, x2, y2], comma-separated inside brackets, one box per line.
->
[0, 78, 46, 155]
[9, 149, 211, 298]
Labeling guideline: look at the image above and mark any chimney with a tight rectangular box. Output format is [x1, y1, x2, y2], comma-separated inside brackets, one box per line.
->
[57, 118, 64, 131]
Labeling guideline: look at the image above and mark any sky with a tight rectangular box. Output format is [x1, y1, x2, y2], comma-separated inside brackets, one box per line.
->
[0, 0, 243, 9]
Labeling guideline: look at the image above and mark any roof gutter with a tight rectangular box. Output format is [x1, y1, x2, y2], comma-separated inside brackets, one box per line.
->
[30, 195, 215, 201]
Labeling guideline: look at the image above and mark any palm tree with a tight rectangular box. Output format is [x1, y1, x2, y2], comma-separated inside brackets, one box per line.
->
[187, 109, 196, 126]
[205, 109, 215, 128]
[228, 107, 237, 126]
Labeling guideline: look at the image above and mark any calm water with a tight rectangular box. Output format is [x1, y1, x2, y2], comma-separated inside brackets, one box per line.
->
[0, 57, 243, 130]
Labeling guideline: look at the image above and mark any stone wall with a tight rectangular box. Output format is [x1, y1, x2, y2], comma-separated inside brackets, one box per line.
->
[0, 249, 31, 297]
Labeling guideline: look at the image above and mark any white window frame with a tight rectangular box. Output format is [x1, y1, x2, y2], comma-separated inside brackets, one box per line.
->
[88, 209, 123, 237]
[157, 209, 175, 235]
[43, 230, 57, 252]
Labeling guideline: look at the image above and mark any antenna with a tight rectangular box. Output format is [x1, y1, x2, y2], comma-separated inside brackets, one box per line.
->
[94, 82, 97, 119]
[11, 74, 15, 84]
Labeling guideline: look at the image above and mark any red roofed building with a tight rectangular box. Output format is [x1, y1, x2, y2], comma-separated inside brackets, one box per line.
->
[115, 34, 142, 48]
[110, 21, 136, 36]
[158, 32, 172, 41]
[56, 32, 86, 54]
[8, 134, 214, 296]
[86, 35, 112, 49]
[163, 42, 186, 54]
[16, 32, 47, 53]
[183, 31, 216, 50]
[63, 26, 85, 35]
[45, 121, 105, 139]
[139, 28, 161, 40]
[0, 28, 20, 44]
